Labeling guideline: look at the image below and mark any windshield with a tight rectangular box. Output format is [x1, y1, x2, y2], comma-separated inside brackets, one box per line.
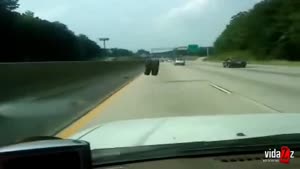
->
[1, 0, 300, 150]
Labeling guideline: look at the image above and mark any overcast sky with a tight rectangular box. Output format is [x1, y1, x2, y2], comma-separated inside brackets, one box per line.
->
[17, 0, 260, 51]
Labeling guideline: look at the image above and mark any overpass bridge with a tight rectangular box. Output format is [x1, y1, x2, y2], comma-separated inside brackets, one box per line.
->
[151, 47, 188, 53]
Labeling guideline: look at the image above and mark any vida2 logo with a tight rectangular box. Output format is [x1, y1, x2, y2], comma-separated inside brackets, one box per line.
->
[263, 146, 295, 164]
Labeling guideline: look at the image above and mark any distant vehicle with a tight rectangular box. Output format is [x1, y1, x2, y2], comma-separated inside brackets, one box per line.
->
[145, 58, 160, 76]
[223, 58, 247, 68]
[174, 58, 186, 66]
[160, 58, 166, 62]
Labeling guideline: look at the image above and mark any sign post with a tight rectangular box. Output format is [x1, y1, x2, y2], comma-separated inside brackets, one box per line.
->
[99, 38, 110, 49]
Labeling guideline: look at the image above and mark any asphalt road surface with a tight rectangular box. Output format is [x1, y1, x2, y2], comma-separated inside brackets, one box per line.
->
[58, 59, 300, 137]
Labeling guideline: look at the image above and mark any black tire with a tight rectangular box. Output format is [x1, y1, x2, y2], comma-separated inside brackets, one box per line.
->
[151, 60, 160, 76]
[144, 67, 151, 75]
[152, 69, 158, 76]
[223, 63, 228, 68]
[144, 59, 152, 76]
[152, 67, 159, 76]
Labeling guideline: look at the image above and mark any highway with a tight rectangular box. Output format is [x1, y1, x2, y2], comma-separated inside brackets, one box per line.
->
[58, 59, 300, 138]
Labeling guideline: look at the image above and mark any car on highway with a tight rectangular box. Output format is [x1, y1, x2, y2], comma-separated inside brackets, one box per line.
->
[223, 58, 247, 68]
[174, 58, 186, 66]
[1, 114, 300, 169]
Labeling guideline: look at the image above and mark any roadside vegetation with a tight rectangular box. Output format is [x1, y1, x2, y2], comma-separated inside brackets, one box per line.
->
[0, 0, 102, 62]
[0, 0, 136, 62]
[107, 48, 135, 57]
[100, 49, 147, 61]
[213, 0, 300, 62]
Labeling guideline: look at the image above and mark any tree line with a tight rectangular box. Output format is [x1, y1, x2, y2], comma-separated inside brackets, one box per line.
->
[214, 0, 300, 61]
[0, 0, 103, 62]
[107, 48, 135, 57]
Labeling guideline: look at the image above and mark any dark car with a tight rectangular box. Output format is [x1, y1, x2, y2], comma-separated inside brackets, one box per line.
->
[223, 58, 247, 68]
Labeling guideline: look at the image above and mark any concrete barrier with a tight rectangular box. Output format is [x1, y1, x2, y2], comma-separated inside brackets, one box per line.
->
[0, 61, 143, 146]
[0, 61, 143, 102]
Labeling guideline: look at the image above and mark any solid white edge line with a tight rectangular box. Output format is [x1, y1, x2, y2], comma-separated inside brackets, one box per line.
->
[210, 84, 232, 94]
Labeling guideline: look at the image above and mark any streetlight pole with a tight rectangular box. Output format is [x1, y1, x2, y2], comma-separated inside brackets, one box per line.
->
[99, 38, 110, 49]
[99, 38, 110, 57]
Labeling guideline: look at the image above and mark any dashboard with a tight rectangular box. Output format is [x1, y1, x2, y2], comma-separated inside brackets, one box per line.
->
[1, 139, 299, 169]
[97, 153, 300, 169]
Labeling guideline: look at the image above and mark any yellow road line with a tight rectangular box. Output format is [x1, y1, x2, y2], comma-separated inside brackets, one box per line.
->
[56, 74, 142, 138]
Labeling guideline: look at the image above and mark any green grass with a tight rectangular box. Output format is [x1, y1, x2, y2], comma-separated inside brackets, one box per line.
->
[205, 51, 300, 67]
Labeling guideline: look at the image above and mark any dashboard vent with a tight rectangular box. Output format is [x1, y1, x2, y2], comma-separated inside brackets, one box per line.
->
[217, 153, 299, 163]
[218, 157, 263, 163]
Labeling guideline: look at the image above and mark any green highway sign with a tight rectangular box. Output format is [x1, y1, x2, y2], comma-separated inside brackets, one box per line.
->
[188, 44, 199, 54]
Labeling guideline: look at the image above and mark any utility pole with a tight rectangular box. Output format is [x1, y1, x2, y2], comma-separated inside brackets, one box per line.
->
[99, 38, 110, 49]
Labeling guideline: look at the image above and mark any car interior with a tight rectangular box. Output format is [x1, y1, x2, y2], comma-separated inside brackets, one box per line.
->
[0, 139, 299, 169]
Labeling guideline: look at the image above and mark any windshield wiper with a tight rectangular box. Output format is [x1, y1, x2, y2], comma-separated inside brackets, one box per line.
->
[92, 133, 300, 166]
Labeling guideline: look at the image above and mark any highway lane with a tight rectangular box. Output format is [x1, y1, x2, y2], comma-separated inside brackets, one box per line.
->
[58, 59, 300, 137]
[189, 60, 300, 113]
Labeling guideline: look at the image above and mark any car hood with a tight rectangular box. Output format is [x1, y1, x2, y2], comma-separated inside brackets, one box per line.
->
[70, 114, 300, 150]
